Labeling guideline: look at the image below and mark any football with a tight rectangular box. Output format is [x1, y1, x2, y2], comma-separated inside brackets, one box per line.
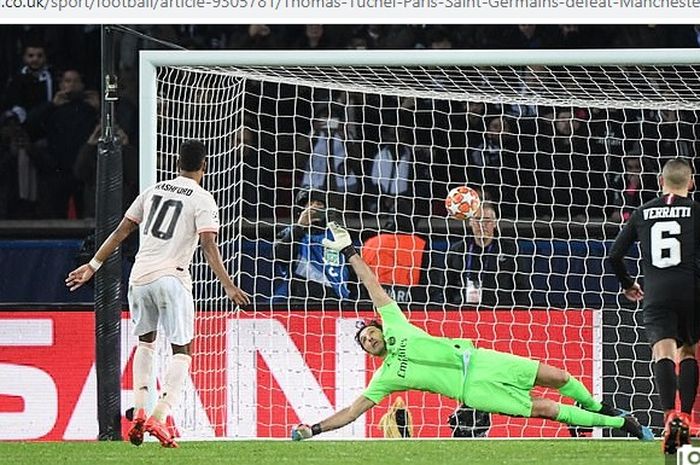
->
[445, 186, 481, 220]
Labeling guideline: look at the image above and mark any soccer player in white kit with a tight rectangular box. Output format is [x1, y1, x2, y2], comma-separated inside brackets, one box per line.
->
[66, 140, 250, 447]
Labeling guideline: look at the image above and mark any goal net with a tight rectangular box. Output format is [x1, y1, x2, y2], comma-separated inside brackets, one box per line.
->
[139, 50, 700, 439]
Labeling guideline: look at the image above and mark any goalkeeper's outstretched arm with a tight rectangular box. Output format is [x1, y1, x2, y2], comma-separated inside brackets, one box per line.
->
[323, 222, 392, 308]
[291, 395, 375, 440]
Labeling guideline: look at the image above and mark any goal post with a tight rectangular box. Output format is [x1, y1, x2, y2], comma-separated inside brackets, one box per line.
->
[138, 49, 700, 439]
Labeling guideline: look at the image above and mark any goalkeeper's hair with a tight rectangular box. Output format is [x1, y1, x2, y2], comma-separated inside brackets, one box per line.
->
[178, 139, 207, 172]
[354, 319, 383, 353]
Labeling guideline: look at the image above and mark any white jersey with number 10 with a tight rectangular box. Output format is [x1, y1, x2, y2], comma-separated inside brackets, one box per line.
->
[125, 176, 220, 291]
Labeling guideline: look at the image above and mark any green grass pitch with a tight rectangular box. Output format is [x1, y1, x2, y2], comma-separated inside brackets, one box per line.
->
[0, 440, 670, 465]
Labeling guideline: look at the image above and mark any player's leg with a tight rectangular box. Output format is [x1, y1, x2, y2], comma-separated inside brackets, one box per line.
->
[677, 344, 697, 414]
[150, 341, 192, 424]
[534, 363, 626, 416]
[677, 299, 700, 422]
[533, 363, 602, 413]
[652, 336, 680, 453]
[530, 398, 651, 440]
[645, 307, 683, 453]
[676, 342, 697, 447]
[127, 283, 159, 446]
[673, 293, 700, 450]
[677, 288, 700, 446]
[653, 338, 679, 415]
[144, 339, 190, 448]
[145, 276, 194, 448]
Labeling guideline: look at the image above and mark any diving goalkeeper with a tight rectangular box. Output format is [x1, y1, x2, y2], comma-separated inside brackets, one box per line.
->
[291, 222, 653, 441]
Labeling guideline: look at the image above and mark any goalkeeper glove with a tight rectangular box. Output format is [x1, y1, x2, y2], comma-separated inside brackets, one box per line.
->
[291, 423, 321, 441]
[322, 222, 357, 260]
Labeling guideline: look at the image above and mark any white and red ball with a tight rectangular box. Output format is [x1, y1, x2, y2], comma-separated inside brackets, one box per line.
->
[445, 186, 481, 220]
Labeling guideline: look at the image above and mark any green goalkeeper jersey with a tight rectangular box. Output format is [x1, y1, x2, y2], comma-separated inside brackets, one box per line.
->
[362, 301, 475, 404]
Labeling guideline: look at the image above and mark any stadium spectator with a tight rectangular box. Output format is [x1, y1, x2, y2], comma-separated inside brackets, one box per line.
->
[427, 27, 453, 49]
[368, 125, 420, 230]
[641, 108, 697, 172]
[608, 158, 700, 454]
[548, 108, 606, 220]
[467, 115, 519, 217]
[66, 139, 250, 448]
[273, 190, 351, 304]
[507, 66, 544, 119]
[34, 69, 98, 218]
[607, 156, 653, 223]
[556, 25, 590, 48]
[347, 36, 368, 50]
[73, 123, 139, 219]
[297, 25, 335, 49]
[467, 115, 509, 183]
[2, 41, 55, 141]
[291, 222, 653, 442]
[0, 108, 39, 219]
[235, 25, 280, 49]
[299, 104, 361, 212]
[491, 25, 554, 49]
[2, 41, 53, 112]
[443, 202, 529, 307]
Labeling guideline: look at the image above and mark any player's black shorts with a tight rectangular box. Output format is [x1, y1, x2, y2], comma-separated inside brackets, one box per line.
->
[643, 303, 700, 347]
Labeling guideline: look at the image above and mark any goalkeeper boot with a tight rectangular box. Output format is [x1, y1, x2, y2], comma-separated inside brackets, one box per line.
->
[145, 416, 179, 448]
[127, 408, 147, 446]
[577, 401, 629, 418]
[596, 402, 629, 417]
[622, 415, 654, 441]
[663, 413, 682, 455]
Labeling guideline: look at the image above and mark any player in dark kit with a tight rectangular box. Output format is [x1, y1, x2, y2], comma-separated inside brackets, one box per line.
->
[609, 158, 700, 454]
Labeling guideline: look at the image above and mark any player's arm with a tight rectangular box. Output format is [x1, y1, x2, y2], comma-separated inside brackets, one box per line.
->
[291, 395, 375, 440]
[608, 214, 644, 301]
[200, 232, 250, 306]
[65, 217, 138, 291]
[323, 222, 392, 308]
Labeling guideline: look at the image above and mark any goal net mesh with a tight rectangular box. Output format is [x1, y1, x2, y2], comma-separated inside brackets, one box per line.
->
[143, 60, 700, 439]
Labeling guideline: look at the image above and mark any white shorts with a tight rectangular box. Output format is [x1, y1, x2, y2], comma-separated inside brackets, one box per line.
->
[128, 276, 195, 346]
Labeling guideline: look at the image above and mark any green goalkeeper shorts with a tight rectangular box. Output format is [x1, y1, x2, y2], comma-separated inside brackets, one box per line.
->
[461, 348, 540, 418]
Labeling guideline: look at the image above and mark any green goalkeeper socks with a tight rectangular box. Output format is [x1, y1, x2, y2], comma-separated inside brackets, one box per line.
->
[556, 404, 624, 429]
[558, 377, 602, 412]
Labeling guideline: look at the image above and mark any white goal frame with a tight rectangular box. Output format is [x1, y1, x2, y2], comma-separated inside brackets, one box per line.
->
[138, 48, 700, 439]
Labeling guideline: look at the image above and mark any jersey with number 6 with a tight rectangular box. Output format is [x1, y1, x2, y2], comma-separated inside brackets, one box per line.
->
[609, 193, 700, 311]
[125, 176, 219, 291]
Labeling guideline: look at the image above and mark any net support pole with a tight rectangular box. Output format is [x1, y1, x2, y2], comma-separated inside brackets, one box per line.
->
[95, 25, 123, 441]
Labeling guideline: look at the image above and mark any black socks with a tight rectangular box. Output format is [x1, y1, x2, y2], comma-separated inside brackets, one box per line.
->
[678, 359, 699, 414]
[653, 359, 677, 411]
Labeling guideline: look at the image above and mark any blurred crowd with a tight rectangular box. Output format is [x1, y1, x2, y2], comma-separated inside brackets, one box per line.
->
[2, 24, 700, 221]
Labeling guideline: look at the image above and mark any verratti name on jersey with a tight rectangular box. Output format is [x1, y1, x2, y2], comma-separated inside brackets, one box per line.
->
[642, 206, 691, 221]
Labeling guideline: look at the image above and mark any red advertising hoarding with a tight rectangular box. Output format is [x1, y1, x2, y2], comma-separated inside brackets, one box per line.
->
[0, 309, 593, 441]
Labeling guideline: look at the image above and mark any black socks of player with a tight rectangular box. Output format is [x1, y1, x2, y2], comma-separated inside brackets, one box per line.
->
[679, 359, 699, 414]
[653, 359, 677, 411]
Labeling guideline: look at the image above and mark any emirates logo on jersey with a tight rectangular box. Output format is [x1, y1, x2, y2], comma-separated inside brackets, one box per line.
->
[397, 338, 408, 379]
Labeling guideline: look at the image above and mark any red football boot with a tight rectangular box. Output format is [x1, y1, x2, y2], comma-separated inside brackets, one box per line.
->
[145, 416, 179, 448]
[663, 411, 682, 455]
[677, 412, 692, 447]
[127, 408, 147, 446]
